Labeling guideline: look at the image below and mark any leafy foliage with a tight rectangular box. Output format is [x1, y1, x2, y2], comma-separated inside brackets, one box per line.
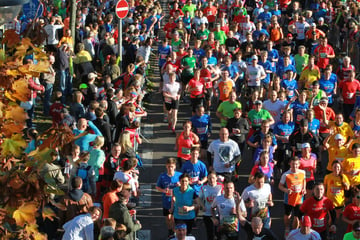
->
[0, 30, 71, 239]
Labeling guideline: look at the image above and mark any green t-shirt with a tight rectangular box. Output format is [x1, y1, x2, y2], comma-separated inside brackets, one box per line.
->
[343, 232, 358, 240]
[182, 4, 196, 18]
[294, 53, 309, 75]
[181, 56, 197, 77]
[214, 30, 227, 45]
[196, 29, 210, 41]
[247, 109, 272, 128]
[217, 101, 242, 126]
[171, 39, 183, 52]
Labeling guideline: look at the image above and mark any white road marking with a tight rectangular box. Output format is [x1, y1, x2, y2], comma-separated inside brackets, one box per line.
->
[139, 184, 152, 207]
[142, 123, 153, 138]
[141, 149, 153, 167]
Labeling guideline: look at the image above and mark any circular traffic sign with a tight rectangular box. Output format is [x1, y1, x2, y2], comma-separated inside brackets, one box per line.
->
[116, 0, 129, 19]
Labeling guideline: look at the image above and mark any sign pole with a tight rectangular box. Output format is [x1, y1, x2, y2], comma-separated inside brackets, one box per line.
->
[119, 18, 122, 73]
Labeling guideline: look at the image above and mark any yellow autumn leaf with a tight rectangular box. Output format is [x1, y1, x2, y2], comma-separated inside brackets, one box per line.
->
[11, 79, 31, 102]
[12, 202, 38, 227]
[6, 69, 20, 77]
[34, 52, 48, 61]
[30, 61, 50, 73]
[21, 38, 35, 49]
[4, 90, 17, 102]
[33, 231, 47, 240]
[25, 223, 39, 235]
[0, 133, 27, 157]
[42, 207, 57, 221]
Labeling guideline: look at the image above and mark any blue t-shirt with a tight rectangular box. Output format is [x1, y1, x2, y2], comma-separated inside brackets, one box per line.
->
[291, 101, 309, 125]
[267, 49, 279, 68]
[191, 114, 212, 142]
[277, 64, 296, 80]
[308, 119, 320, 136]
[257, 11, 272, 23]
[208, 56, 218, 66]
[319, 77, 336, 103]
[158, 44, 172, 67]
[181, 160, 208, 193]
[156, 171, 182, 209]
[173, 186, 197, 220]
[259, 60, 274, 84]
[193, 48, 205, 65]
[280, 79, 298, 99]
[274, 122, 295, 146]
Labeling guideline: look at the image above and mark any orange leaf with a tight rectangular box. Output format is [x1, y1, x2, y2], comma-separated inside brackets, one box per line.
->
[1, 122, 25, 137]
[1, 29, 20, 47]
[42, 207, 57, 221]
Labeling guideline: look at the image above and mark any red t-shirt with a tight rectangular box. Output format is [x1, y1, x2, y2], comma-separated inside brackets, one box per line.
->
[313, 106, 335, 133]
[200, 67, 213, 89]
[314, 44, 335, 69]
[300, 196, 334, 233]
[188, 78, 205, 98]
[203, 6, 217, 23]
[343, 203, 360, 232]
[339, 79, 360, 104]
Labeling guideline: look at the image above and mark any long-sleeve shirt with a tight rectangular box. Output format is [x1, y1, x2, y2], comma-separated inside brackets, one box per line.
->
[62, 213, 94, 240]
[73, 121, 103, 152]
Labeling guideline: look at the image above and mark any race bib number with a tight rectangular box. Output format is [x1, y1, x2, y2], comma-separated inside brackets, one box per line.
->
[166, 189, 173, 196]
[346, 92, 354, 99]
[305, 170, 311, 179]
[182, 147, 191, 155]
[229, 47, 235, 52]
[160, 54, 167, 59]
[190, 176, 199, 184]
[197, 127, 207, 134]
[165, 97, 172, 104]
[222, 215, 236, 225]
[178, 207, 187, 215]
[320, 52, 327, 58]
[232, 128, 240, 136]
[313, 218, 325, 228]
[292, 184, 302, 193]
[330, 187, 341, 195]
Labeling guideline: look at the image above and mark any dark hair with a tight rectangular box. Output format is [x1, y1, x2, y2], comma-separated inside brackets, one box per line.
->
[254, 171, 265, 179]
[179, 173, 190, 180]
[72, 176, 83, 189]
[352, 143, 360, 150]
[166, 158, 177, 165]
[95, 107, 104, 118]
[122, 158, 138, 171]
[110, 179, 123, 191]
[191, 146, 200, 152]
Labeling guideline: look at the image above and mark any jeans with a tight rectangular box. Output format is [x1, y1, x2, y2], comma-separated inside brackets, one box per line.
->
[58, 69, 72, 104]
[43, 82, 53, 116]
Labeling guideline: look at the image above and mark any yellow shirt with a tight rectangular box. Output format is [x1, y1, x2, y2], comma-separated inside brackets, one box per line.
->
[327, 145, 350, 171]
[328, 122, 354, 146]
[343, 156, 360, 186]
[299, 67, 320, 89]
[324, 173, 350, 207]
[57, 36, 74, 48]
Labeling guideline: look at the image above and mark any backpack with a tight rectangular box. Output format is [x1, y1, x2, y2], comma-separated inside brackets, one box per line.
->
[76, 165, 91, 193]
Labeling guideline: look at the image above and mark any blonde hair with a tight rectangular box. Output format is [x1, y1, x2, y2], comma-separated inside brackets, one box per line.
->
[119, 131, 133, 153]
[93, 136, 105, 148]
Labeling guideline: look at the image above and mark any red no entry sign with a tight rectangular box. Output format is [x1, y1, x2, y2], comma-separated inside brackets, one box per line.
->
[116, 0, 129, 19]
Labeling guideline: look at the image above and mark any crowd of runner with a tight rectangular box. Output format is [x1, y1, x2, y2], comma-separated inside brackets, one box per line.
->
[10, 0, 360, 239]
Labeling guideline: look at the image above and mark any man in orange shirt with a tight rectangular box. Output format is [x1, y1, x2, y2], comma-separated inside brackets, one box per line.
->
[215, 70, 235, 105]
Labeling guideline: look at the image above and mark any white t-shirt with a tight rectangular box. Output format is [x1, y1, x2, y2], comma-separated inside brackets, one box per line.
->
[163, 82, 181, 103]
[262, 99, 287, 128]
[44, 24, 63, 45]
[113, 171, 137, 192]
[287, 228, 321, 240]
[212, 195, 246, 223]
[246, 65, 265, 87]
[207, 139, 241, 173]
[198, 183, 223, 216]
[241, 183, 272, 217]
[294, 22, 309, 40]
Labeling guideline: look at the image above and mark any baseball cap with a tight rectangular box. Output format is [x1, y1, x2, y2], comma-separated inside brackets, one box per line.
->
[88, 72, 98, 79]
[287, 33, 293, 38]
[318, 17, 324, 22]
[264, 5, 269, 9]
[301, 216, 312, 227]
[302, 143, 311, 149]
[79, 83, 88, 89]
[334, 134, 344, 140]
[251, 55, 258, 61]
[254, 100, 262, 105]
[311, 23, 316, 27]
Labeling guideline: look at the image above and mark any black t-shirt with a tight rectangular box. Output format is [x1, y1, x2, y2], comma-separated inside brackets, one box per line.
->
[243, 221, 279, 240]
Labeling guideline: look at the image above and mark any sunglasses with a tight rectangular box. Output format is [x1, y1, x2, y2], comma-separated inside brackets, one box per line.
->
[124, 188, 132, 191]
